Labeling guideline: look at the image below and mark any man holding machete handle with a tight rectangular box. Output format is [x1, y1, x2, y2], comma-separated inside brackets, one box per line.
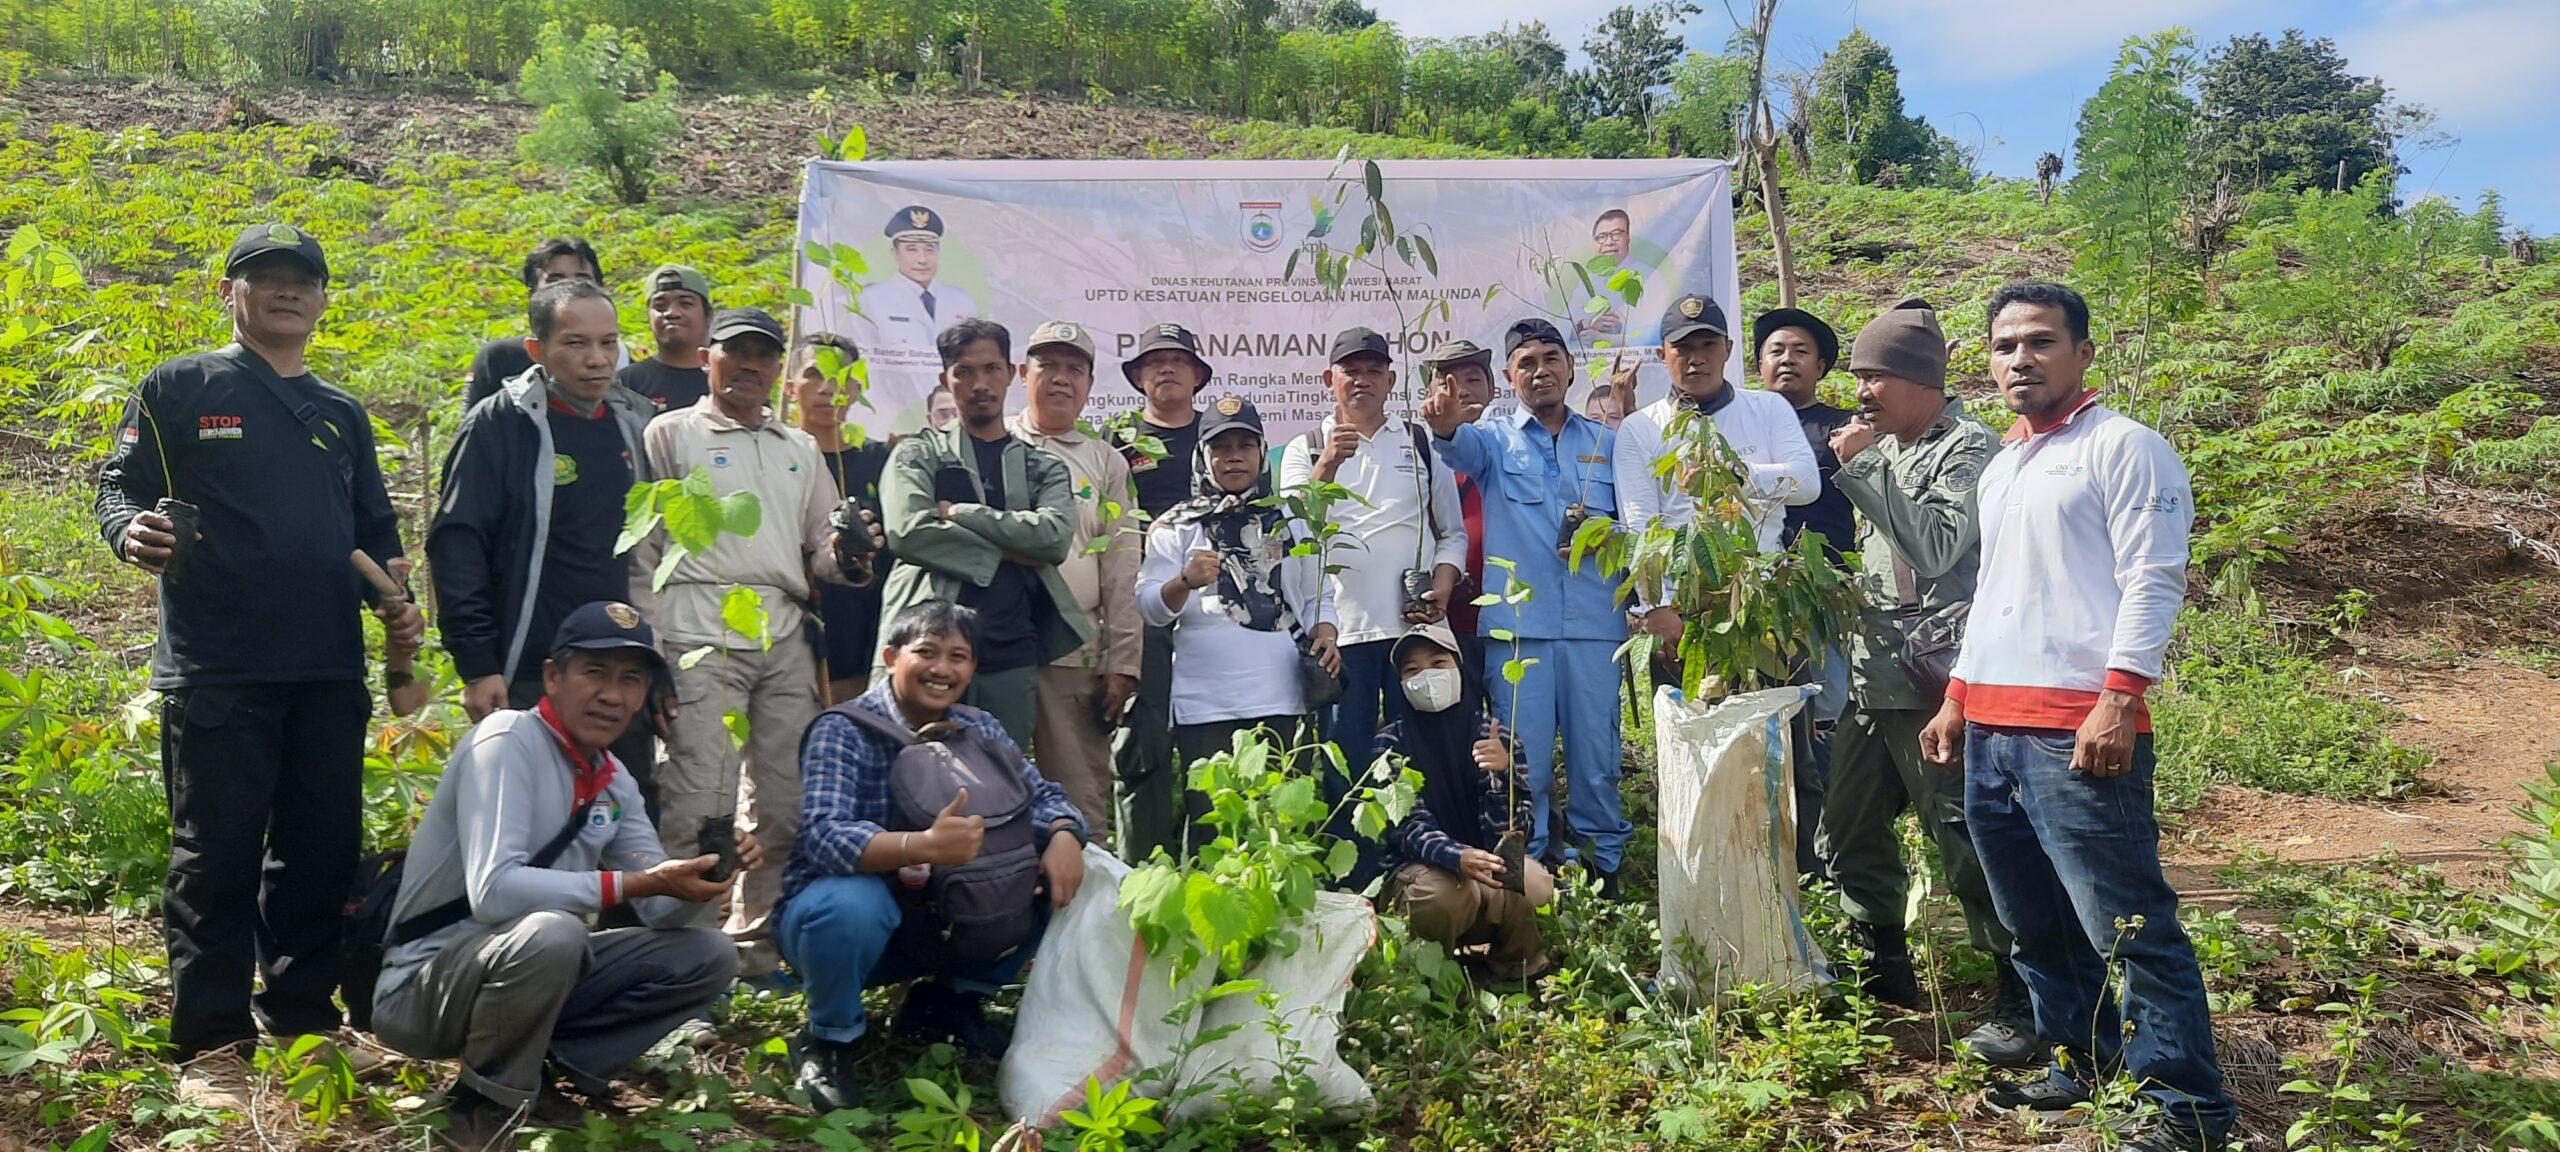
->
[96, 222, 424, 1114]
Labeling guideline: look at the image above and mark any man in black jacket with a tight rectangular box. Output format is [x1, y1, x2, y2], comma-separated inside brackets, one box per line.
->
[430, 278, 658, 738]
[95, 222, 425, 1112]
[461, 237, 613, 409]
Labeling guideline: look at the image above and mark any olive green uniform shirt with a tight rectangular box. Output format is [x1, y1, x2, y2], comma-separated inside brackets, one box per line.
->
[1833, 397, 1997, 711]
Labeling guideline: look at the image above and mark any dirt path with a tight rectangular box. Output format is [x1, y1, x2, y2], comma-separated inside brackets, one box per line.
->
[2169, 658, 2560, 888]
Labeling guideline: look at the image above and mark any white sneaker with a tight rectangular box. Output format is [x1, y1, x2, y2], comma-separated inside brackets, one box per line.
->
[176, 1048, 255, 1113]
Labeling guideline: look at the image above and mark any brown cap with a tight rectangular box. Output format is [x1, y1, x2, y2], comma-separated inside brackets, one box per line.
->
[1847, 298, 1948, 389]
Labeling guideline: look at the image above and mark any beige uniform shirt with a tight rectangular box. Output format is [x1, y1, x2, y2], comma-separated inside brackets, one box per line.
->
[640, 398, 841, 648]
[1007, 411, 1142, 677]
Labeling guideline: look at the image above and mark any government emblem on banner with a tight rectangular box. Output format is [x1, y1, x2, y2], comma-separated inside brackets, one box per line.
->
[1240, 200, 1282, 253]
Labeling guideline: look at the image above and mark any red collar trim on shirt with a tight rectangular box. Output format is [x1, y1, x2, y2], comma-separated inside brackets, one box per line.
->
[535, 697, 620, 810]
[546, 392, 608, 419]
[2003, 389, 2104, 443]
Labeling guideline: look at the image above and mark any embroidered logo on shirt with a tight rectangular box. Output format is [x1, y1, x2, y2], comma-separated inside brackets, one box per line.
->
[710, 449, 733, 469]
[554, 453, 579, 485]
[2139, 487, 2185, 514]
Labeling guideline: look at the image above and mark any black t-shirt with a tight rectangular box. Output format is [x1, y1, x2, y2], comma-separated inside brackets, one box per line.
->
[816, 440, 893, 672]
[1783, 400, 1857, 565]
[1124, 416, 1201, 518]
[95, 347, 401, 689]
[525, 402, 637, 682]
[463, 336, 536, 409]
[617, 357, 709, 416]
[958, 434, 1051, 673]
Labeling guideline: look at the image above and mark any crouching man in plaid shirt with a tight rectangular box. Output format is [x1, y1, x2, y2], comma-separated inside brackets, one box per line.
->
[778, 599, 1088, 1111]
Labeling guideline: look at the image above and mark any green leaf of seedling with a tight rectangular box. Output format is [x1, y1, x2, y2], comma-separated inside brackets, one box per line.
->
[1469, 593, 1502, 607]
[905, 1078, 956, 1112]
[1353, 800, 1386, 840]
[805, 241, 834, 268]
[785, 285, 817, 308]
[1363, 159, 1383, 203]
[839, 122, 869, 161]
[1415, 234, 1438, 276]
[1502, 657, 1535, 684]
[1324, 838, 1357, 879]
[651, 544, 689, 592]
[1283, 247, 1302, 281]
[723, 708, 751, 748]
[722, 584, 770, 649]
[830, 242, 869, 275]
[719, 489, 762, 538]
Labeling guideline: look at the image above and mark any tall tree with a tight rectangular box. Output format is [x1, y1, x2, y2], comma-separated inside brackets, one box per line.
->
[1484, 20, 1567, 95]
[1654, 37, 1751, 157]
[1580, 1, 1700, 130]
[1311, 0, 1376, 33]
[1805, 29, 1937, 185]
[2069, 29, 2204, 398]
[2195, 30, 2392, 195]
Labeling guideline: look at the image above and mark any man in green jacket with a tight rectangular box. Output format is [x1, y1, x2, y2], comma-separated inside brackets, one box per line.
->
[1812, 299, 2028, 1065]
[876, 318, 1092, 747]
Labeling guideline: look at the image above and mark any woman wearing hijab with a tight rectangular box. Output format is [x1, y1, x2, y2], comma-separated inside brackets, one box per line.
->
[1372, 620, 1553, 980]
[1136, 397, 1342, 848]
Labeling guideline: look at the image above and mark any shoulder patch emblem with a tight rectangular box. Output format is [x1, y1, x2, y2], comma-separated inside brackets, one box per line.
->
[1943, 459, 1981, 493]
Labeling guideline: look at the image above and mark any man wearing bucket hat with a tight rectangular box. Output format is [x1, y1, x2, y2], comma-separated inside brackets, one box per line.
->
[372, 601, 746, 1150]
[1107, 320, 1214, 858]
[97, 221, 425, 1110]
[1810, 299, 2028, 1065]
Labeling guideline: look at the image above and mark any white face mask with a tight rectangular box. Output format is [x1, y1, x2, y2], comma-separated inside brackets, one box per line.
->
[1401, 667, 1462, 713]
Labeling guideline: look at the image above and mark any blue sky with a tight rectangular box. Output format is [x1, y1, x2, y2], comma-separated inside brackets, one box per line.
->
[1366, 0, 2560, 234]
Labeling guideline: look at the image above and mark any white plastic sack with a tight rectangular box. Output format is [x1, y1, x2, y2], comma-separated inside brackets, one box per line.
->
[1652, 684, 1832, 1001]
[998, 844, 1376, 1126]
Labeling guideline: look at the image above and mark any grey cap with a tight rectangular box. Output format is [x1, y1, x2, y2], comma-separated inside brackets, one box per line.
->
[1847, 298, 1949, 389]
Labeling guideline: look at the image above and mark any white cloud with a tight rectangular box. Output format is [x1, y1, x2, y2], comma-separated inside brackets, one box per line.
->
[1853, 0, 2252, 86]
[2337, 0, 2560, 132]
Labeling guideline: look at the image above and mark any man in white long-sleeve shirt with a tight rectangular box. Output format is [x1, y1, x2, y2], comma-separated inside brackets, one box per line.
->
[1278, 328, 1467, 882]
[373, 602, 748, 1149]
[1612, 292, 1819, 643]
[1919, 282, 2231, 1152]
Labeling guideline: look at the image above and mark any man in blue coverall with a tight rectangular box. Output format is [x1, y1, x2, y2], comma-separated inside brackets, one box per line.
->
[1419, 318, 1633, 900]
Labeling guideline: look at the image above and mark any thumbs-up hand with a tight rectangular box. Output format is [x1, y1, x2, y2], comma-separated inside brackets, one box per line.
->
[1473, 720, 1509, 775]
[916, 787, 985, 865]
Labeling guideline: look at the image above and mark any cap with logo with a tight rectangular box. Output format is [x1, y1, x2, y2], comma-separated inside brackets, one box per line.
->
[1422, 338, 1493, 376]
[885, 205, 946, 242]
[1197, 394, 1264, 442]
[1502, 318, 1570, 359]
[224, 222, 329, 281]
[1328, 326, 1392, 365]
[1750, 307, 1841, 370]
[646, 264, 712, 309]
[1121, 321, 1214, 389]
[1659, 293, 1732, 345]
[550, 600, 670, 675]
[1847, 298, 1949, 390]
[1388, 620, 1462, 667]
[708, 306, 787, 349]
[1025, 319, 1096, 361]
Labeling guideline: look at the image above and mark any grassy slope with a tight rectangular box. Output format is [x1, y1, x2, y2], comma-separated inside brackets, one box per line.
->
[3, 76, 2559, 1151]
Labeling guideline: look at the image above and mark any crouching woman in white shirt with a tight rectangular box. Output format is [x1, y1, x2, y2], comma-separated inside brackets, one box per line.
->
[1136, 397, 1341, 855]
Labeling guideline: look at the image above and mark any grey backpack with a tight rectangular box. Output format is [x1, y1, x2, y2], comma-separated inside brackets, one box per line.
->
[819, 704, 1045, 970]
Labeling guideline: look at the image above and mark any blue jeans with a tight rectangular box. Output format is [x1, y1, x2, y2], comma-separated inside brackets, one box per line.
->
[775, 874, 1043, 1043]
[1320, 639, 1409, 887]
[1486, 638, 1630, 871]
[1964, 727, 2234, 1137]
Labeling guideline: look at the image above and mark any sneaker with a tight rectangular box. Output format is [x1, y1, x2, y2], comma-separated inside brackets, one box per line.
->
[2125, 1119, 2220, 1152]
[176, 1046, 255, 1113]
[793, 1031, 862, 1115]
[529, 1084, 589, 1128]
[894, 981, 1013, 1061]
[439, 1085, 523, 1151]
[668, 1014, 720, 1048]
[305, 1028, 398, 1079]
[1962, 961, 2042, 1068]
[1849, 922, 1922, 1010]
[1981, 1074, 2092, 1114]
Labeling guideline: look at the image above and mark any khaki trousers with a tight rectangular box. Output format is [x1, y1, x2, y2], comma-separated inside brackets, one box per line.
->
[1382, 858, 1555, 979]
[661, 638, 821, 975]
[1033, 664, 1115, 847]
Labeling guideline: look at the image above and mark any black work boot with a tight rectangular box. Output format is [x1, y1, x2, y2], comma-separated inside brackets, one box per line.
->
[792, 1030, 862, 1115]
[1594, 867, 1629, 903]
[1851, 921, 1923, 1009]
[1962, 958, 2042, 1068]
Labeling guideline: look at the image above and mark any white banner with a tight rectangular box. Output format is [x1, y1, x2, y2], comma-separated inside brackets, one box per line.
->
[792, 158, 1738, 440]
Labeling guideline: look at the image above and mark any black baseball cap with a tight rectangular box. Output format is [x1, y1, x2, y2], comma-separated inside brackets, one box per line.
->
[223, 221, 329, 281]
[708, 306, 787, 349]
[549, 601, 669, 674]
[1122, 321, 1213, 389]
[1502, 318, 1569, 359]
[1328, 326, 1391, 365]
[1751, 307, 1840, 369]
[1660, 293, 1732, 344]
[1197, 394, 1265, 442]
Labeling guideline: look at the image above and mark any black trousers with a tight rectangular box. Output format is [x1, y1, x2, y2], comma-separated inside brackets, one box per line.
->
[160, 680, 370, 1059]
[1170, 714, 1312, 862]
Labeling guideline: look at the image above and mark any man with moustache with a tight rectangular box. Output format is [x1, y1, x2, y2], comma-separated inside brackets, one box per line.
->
[462, 236, 625, 409]
[1420, 319, 1632, 899]
[1810, 300, 2028, 1067]
[641, 307, 861, 982]
[1280, 327, 1467, 884]
[1006, 320, 1141, 848]
[876, 318, 1090, 750]
[97, 222, 424, 1109]
[1106, 322, 1214, 859]
[619, 265, 713, 415]
[1921, 282, 2230, 1151]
